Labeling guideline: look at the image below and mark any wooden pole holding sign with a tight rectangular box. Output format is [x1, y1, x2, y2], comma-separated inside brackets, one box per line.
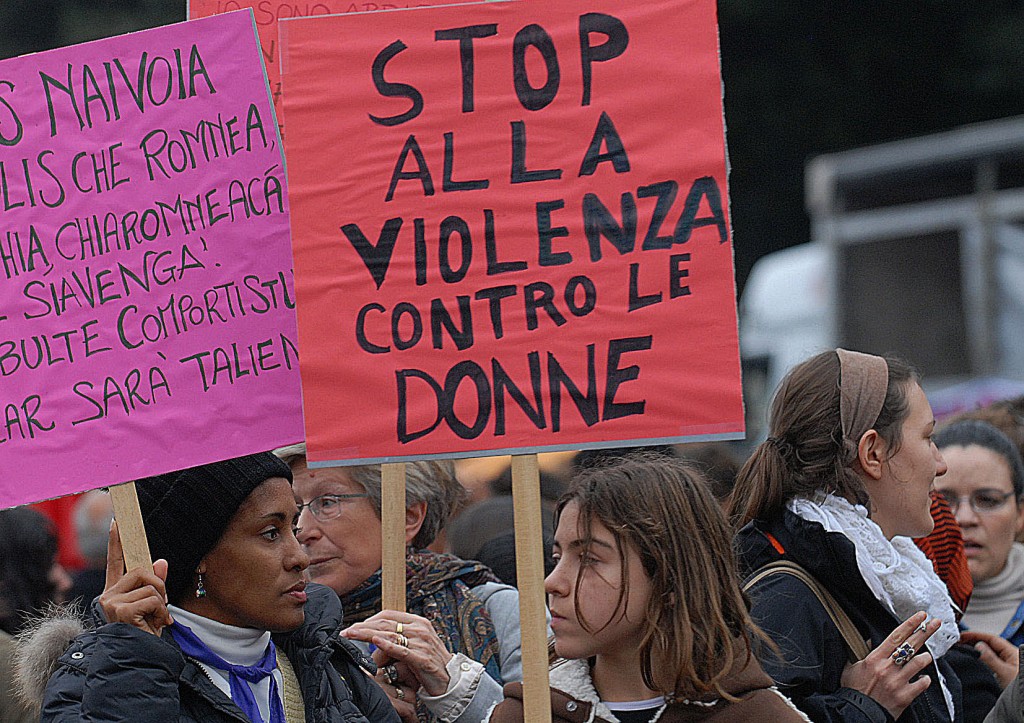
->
[381, 462, 407, 612]
[108, 482, 153, 572]
[512, 454, 553, 723]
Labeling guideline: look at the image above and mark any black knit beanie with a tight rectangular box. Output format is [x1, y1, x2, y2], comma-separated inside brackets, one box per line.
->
[135, 451, 292, 604]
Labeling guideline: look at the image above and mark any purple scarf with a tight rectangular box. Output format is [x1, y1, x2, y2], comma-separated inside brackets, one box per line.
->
[169, 621, 285, 723]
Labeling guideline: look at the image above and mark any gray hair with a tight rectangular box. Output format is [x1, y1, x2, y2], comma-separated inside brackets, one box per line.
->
[273, 443, 466, 548]
[73, 490, 113, 564]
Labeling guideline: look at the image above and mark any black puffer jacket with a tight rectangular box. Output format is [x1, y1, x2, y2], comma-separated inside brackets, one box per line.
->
[737, 509, 962, 723]
[38, 583, 400, 723]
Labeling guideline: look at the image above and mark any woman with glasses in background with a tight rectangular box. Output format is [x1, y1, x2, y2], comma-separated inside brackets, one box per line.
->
[274, 444, 526, 723]
[935, 419, 1024, 689]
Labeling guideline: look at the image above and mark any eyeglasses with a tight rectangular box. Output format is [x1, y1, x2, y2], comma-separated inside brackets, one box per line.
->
[936, 489, 1016, 515]
[296, 493, 370, 523]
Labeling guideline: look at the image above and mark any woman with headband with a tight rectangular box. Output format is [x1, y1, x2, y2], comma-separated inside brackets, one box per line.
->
[729, 349, 960, 722]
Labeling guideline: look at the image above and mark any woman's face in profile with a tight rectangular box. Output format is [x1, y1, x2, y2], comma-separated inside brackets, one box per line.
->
[545, 501, 653, 664]
[292, 461, 384, 597]
[188, 477, 310, 632]
[866, 383, 948, 539]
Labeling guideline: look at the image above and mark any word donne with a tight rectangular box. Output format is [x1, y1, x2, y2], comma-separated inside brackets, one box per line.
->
[397, 335, 651, 442]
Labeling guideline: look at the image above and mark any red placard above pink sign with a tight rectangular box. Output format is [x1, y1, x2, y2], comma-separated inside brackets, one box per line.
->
[0, 11, 303, 509]
[281, 0, 745, 466]
[188, 0, 452, 135]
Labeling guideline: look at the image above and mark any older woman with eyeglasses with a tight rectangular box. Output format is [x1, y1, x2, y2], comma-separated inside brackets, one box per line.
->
[934, 419, 1024, 689]
[273, 444, 526, 723]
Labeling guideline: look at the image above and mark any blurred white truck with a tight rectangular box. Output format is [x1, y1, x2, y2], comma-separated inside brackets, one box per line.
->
[740, 116, 1024, 441]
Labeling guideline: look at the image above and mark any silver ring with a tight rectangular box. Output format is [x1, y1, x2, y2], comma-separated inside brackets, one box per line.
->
[395, 633, 409, 647]
[394, 686, 406, 701]
[382, 664, 399, 685]
[891, 642, 915, 666]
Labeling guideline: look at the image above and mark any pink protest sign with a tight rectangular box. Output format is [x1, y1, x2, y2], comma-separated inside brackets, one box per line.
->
[0, 11, 303, 509]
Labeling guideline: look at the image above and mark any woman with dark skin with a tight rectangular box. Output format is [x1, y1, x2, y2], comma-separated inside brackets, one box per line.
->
[22, 452, 400, 723]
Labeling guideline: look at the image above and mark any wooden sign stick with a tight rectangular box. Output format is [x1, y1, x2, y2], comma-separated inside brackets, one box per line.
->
[108, 481, 153, 572]
[512, 453, 553, 723]
[381, 462, 407, 612]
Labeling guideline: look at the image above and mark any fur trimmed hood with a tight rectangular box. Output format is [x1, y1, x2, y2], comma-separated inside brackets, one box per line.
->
[13, 602, 87, 715]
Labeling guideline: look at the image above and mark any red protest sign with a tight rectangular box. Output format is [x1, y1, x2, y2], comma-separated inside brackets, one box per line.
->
[188, 0, 455, 135]
[281, 0, 743, 465]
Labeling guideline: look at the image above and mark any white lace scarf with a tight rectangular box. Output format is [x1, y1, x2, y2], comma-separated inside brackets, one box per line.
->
[788, 494, 958, 717]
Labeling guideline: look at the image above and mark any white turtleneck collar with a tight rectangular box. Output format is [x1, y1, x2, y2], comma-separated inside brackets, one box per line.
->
[963, 542, 1024, 635]
[169, 605, 272, 666]
[168, 604, 282, 721]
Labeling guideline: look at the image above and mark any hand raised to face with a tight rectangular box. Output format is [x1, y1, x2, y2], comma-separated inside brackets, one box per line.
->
[342, 610, 454, 697]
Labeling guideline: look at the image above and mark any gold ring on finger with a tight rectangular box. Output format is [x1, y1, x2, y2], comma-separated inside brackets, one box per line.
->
[395, 633, 409, 647]
[395, 686, 406, 701]
[396, 622, 404, 635]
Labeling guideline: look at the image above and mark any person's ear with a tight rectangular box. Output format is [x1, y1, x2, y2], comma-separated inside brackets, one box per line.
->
[405, 500, 427, 545]
[858, 429, 886, 481]
[1015, 499, 1024, 536]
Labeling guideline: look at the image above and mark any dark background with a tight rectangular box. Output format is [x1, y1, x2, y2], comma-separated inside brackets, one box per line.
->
[3, 0, 1023, 293]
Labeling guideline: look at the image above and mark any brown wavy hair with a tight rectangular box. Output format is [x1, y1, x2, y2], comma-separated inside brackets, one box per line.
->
[555, 455, 764, 700]
[727, 350, 917, 528]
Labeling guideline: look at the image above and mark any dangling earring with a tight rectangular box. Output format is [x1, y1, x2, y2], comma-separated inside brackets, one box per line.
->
[196, 572, 207, 599]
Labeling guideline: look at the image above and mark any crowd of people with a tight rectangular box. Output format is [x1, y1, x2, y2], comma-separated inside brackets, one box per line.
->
[2, 347, 1024, 722]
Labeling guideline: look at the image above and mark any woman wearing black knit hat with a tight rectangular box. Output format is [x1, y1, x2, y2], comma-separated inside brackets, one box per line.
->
[19, 451, 401, 723]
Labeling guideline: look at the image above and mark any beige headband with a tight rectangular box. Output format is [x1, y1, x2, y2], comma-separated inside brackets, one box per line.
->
[836, 348, 889, 444]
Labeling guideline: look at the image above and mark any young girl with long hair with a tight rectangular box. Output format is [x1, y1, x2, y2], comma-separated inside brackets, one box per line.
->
[484, 455, 809, 722]
[729, 349, 959, 722]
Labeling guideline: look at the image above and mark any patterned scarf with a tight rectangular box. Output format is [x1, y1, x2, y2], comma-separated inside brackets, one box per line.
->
[342, 549, 503, 720]
[914, 489, 973, 619]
